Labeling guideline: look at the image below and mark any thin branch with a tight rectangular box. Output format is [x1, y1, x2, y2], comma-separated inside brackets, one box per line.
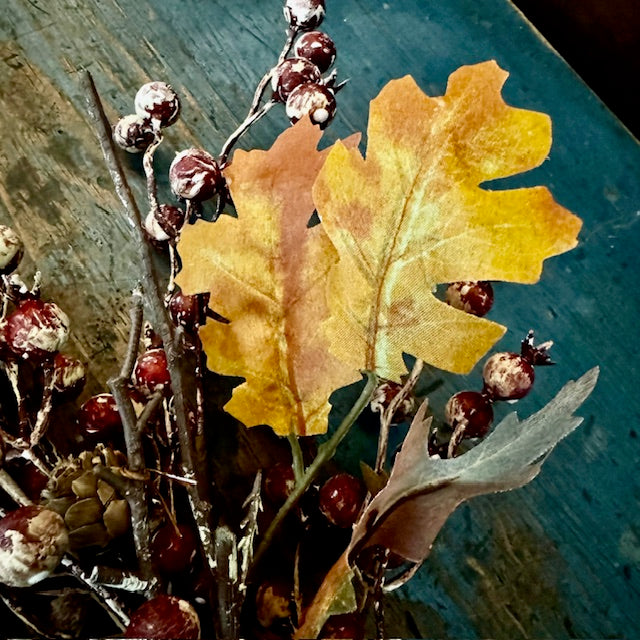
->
[29, 364, 56, 447]
[0, 469, 32, 506]
[142, 131, 163, 217]
[288, 432, 305, 485]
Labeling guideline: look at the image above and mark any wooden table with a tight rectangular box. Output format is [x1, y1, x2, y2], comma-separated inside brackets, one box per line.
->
[1, 0, 639, 637]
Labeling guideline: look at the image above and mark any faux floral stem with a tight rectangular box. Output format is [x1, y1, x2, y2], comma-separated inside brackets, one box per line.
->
[288, 432, 305, 485]
[252, 372, 378, 571]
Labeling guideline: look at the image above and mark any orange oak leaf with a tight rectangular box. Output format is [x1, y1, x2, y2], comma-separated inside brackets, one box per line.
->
[176, 119, 359, 436]
[313, 61, 582, 379]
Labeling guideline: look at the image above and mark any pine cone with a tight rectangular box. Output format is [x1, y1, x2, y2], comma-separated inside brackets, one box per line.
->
[41, 445, 130, 550]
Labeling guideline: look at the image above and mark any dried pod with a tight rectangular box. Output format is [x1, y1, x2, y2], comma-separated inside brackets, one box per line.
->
[113, 113, 156, 152]
[0, 224, 24, 275]
[134, 81, 181, 128]
[0, 505, 69, 588]
[125, 595, 201, 639]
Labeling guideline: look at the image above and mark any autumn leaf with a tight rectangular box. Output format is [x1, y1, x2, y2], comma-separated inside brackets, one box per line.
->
[176, 120, 359, 436]
[314, 61, 583, 379]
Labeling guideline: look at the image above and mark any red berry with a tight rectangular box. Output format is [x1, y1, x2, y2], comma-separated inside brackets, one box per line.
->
[284, 0, 325, 30]
[134, 348, 172, 396]
[151, 523, 197, 575]
[271, 57, 321, 102]
[77, 393, 122, 440]
[168, 290, 207, 332]
[5, 458, 48, 502]
[134, 81, 181, 128]
[263, 462, 296, 505]
[319, 473, 364, 528]
[286, 82, 336, 128]
[482, 352, 534, 401]
[444, 390, 493, 438]
[369, 379, 415, 423]
[294, 31, 336, 73]
[125, 595, 201, 639]
[4, 298, 69, 361]
[0, 505, 69, 587]
[445, 281, 494, 317]
[320, 613, 364, 640]
[169, 148, 222, 201]
[113, 114, 155, 153]
[53, 352, 87, 397]
[0, 225, 24, 275]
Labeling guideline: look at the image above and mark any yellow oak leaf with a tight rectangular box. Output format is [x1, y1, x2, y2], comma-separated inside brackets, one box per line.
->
[313, 61, 582, 379]
[176, 119, 359, 436]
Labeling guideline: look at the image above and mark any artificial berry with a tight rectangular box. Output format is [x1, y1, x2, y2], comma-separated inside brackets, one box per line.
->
[133, 348, 172, 396]
[168, 290, 207, 332]
[319, 473, 364, 528]
[0, 224, 24, 275]
[369, 379, 415, 423]
[482, 352, 535, 401]
[151, 522, 198, 575]
[320, 612, 365, 640]
[445, 281, 494, 317]
[285, 82, 336, 128]
[77, 393, 122, 440]
[284, 0, 325, 30]
[255, 580, 292, 629]
[143, 204, 187, 245]
[4, 458, 48, 502]
[53, 352, 86, 397]
[134, 81, 181, 128]
[113, 114, 155, 153]
[4, 298, 69, 361]
[294, 31, 336, 73]
[263, 462, 295, 505]
[124, 595, 201, 639]
[0, 505, 69, 588]
[444, 390, 493, 438]
[271, 57, 321, 102]
[169, 148, 222, 201]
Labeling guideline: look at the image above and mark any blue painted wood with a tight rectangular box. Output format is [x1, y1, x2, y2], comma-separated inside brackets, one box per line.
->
[1, 0, 638, 637]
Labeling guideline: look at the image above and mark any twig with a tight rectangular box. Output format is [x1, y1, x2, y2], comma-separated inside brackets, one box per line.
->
[142, 131, 163, 217]
[29, 364, 56, 447]
[237, 470, 262, 594]
[213, 525, 239, 639]
[252, 372, 378, 571]
[0, 468, 32, 506]
[1, 361, 30, 437]
[288, 432, 305, 485]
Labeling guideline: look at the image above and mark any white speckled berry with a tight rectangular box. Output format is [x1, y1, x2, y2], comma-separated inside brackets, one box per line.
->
[285, 83, 336, 128]
[0, 505, 69, 588]
[482, 352, 535, 401]
[271, 57, 321, 102]
[134, 81, 181, 128]
[169, 148, 222, 201]
[294, 31, 336, 72]
[284, 0, 325, 30]
[0, 225, 24, 275]
[53, 353, 86, 395]
[113, 114, 155, 153]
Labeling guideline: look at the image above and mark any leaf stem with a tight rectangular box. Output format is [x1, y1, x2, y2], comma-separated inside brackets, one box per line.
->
[252, 372, 378, 571]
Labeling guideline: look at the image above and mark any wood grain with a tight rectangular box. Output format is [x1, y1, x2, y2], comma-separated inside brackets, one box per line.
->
[1, 0, 639, 637]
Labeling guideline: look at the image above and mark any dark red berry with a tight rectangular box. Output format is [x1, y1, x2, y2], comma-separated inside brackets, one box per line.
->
[125, 595, 201, 639]
[263, 462, 296, 505]
[445, 281, 494, 317]
[445, 390, 493, 438]
[113, 114, 155, 153]
[151, 523, 197, 575]
[4, 298, 69, 361]
[169, 148, 222, 201]
[286, 82, 336, 128]
[320, 612, 365, 640]
[134, 81, 181, 128]
[0, 505, 69, 587]
[255, 580, 292, 629]
[143, 204, 187, 244]
[284, 0, 325, 30]
[294, 31, 336, 73]
[5, 458, 48, 502]
[168, 290, 207, 332]
[0, 225, 24, 275]
[134, 348, 172, 396]
[319, 473, 364, 528]
[271, 57, 321, 102]
[77, 393, 122, 440]
[369, 379, 415, 423]
[482, 352, 535, 401]
[53, 352, 86, 397]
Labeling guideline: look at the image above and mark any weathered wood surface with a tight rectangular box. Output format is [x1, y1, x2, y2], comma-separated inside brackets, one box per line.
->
[1, 0, 639, 637]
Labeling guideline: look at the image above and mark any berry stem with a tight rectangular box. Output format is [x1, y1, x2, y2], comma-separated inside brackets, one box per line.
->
[142, 131, 163, 217]
[0, 469, 32, 506]
[251, 371, 378, 573]
[0, 361, 30, 438]
[288, 431, 305, 485]
[28, 364, 56, 447]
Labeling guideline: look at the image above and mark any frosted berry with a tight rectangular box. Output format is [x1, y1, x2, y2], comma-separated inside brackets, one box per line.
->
[77, 393, 122, 440]
[4, 298, 69, 361]
[0, 225, 24, 275]
[125, 595, 201, 639]
[319, 473, 364, 528]
[134, 348, 171, 396]
[482, 352, 534, 401]
[445, 281, 494, 317]
[294, 31, 336, 73]
[284, 0, 325, 30]
[151, 523, 198, 575]
[0, 505, 69, 588]
[445, 390, 493, 438]
[168, 290, 207, 332]
[286, 82, 336, 128]
[169, 148, 222, 201]
[155, 204, 187, 238]
[134, 81, 181, 128]
[53, 353, 86, 397]
[271, 57, 321, 102]
[370, 379, 415, 423]
[113, 114, 155, 153]
[263, 462, 296, 505]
